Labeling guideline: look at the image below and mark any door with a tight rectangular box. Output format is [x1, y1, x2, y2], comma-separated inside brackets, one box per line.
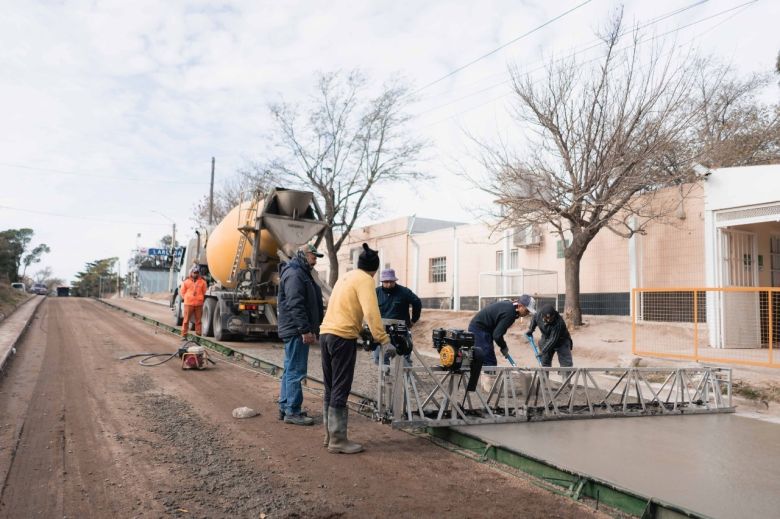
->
[719, 229, 760, 348]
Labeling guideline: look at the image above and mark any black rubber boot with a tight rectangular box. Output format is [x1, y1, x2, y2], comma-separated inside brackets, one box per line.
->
[327, 407, 363, 454]
[322, 403, 330, 447]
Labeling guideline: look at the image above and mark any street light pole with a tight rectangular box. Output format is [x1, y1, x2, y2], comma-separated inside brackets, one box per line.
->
[170, 222, 176, 293]
[152, 211, 177, 293]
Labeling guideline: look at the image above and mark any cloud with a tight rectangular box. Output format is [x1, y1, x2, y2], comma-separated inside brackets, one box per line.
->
[1, 0, 776, 281]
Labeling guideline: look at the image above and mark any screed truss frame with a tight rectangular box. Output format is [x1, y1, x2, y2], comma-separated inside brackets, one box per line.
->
[376, 351, 733, 428]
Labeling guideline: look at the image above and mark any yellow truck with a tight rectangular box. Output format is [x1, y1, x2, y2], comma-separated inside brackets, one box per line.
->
[173, 188, 327, 341]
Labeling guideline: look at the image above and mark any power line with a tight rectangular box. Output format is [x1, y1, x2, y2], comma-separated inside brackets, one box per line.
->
[418, 0, 758, 129]
[0, 162, 210, 185]
[0, 204, 171, 227]
[415, 0, 713, 118]
[417, 0, 712, 109]
[411, 0, 594, 96]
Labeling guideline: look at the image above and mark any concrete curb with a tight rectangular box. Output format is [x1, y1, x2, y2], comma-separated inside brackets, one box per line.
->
[137, 297, 169, 307]
[0, 296, 45, 374]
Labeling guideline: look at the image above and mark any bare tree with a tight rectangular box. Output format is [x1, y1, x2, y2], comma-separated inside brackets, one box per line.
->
[690, 64, 779, 167]
[473, 12, 711, 325]
[263, 70, 427, 285]
[191, 168, 277, 228]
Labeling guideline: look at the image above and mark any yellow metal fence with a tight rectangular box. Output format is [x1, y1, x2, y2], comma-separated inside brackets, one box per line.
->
[632, 287, 780, 368]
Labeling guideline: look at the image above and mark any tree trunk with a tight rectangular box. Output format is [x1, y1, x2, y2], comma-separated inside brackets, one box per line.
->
[564, 251, 583, 327]
[323, 228, 340, 287]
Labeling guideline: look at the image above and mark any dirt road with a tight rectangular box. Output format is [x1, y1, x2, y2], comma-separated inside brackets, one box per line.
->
[0, 298, 606, 518]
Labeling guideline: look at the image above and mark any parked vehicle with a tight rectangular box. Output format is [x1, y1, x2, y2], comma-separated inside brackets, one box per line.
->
[32, 283, 48, 295]
[172, 188, 327, 341]
[57, 286, 70, 297]
[11, 282, 25, 292]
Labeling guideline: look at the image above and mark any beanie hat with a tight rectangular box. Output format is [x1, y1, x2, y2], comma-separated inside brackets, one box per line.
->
[357, 243, 380, 272]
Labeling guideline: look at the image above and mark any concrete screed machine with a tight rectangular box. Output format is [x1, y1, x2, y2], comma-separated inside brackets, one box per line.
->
[173, 188, 328, 341]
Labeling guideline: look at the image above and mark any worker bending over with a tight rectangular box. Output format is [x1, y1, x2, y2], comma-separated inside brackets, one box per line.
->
[468, 294, 535, 366]
[526, 304, 573, 368]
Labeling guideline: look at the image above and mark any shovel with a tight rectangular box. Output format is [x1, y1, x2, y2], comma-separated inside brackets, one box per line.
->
[526, 334, 543, 366]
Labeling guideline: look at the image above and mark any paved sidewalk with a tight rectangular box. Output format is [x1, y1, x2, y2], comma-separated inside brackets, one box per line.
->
[0, 296, 45, 372]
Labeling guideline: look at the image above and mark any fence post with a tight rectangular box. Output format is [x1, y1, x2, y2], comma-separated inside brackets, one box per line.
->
[631, 288, 637, 356]
[693, 289, 699, 363]
[770, 289, 774, 366]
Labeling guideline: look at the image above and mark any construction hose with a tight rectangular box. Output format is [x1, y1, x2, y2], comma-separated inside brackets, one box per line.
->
[119, 351, 180, 366]
[119, 340, 212, 367]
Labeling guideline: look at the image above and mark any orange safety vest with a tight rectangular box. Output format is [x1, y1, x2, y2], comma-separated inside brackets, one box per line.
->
[180, 277, 207, 306]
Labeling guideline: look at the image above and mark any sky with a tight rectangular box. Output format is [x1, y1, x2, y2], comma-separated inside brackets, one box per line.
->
[1, 0, 777, 283]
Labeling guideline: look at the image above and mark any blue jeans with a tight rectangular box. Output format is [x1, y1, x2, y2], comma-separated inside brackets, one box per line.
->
[468, 324, 498, 367]
[279, 335, 310, 415]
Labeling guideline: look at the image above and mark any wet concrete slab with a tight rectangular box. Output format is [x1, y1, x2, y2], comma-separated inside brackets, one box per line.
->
[456, 414, 780, 518]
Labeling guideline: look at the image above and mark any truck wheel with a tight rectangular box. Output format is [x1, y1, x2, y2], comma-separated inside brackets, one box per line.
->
[173, 294, 183, 326]
[214, 305, 231, 342]
[202, 298, 215, 337]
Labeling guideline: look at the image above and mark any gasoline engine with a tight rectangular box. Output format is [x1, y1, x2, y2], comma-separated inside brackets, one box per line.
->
[178, 343, 209, 370]
[431, 328, 484, 392]
[358, 320, 413, 356]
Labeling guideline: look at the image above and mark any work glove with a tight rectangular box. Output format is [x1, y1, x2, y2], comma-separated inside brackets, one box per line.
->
[500, 346, 509, 358]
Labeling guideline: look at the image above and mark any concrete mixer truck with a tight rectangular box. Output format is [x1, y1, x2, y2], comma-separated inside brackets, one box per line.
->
[172, 187, 328, 341]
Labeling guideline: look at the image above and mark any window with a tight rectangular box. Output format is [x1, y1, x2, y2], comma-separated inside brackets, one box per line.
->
[349, 246, 362, 268]
[556, 239, 570, 259]
[429, 256, 446, 283]
[495, 251, 504, 271]
[509, 248, 519, 270]
[771, 235, 780, 287]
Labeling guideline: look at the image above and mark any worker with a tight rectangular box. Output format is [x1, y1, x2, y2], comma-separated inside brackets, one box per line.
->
[180, 264, 208, 338]
[526, 304, 573, 368]
[374, 268, 421, 368]
[319, 243, 390, 454]
[468, 295, 536, 367]
[277, 243, 325, 426]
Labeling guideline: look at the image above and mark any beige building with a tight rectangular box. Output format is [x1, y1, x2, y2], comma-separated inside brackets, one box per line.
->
[318, 165, 780, 324]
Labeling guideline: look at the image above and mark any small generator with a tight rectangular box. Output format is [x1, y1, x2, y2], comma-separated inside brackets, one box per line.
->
[180, 344, 208, 370]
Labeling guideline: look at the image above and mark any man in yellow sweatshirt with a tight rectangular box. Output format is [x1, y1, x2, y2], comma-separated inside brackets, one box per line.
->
[319, 243, 390, 454]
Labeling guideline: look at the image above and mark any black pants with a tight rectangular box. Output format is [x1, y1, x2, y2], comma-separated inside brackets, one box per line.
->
[540, 343, 573, 368]
[320, 333, 357, 409]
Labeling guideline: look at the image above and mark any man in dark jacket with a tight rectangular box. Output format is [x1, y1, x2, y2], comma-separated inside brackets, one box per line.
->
[526, 304, 573, 368]
[468, 294, 536, 367]
[277, 243, 325, 425]
[374, 268, 421, 367]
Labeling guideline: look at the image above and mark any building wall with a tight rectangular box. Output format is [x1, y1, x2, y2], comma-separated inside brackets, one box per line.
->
[315, 169, 779, 316]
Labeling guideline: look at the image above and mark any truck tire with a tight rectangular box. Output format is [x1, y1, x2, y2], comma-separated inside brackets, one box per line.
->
[214, 305, 231, 342]
[173, 294, 183, 326]
[202, 298, 215, 337]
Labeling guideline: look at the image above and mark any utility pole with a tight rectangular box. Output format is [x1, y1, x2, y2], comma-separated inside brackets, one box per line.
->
[116, 259, 121, 298]
[168, 222, 176, 293]
[209, 156, 215, 225]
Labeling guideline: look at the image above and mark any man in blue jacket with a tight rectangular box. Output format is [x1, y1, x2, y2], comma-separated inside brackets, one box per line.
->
[375, 268, 422, 367]
[277, 243, 324, 425]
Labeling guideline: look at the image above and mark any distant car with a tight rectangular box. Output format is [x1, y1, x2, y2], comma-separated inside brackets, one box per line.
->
[32, 283, 48, 295]
[57, 286, 70, 297]
[11, 282, 25, 292]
